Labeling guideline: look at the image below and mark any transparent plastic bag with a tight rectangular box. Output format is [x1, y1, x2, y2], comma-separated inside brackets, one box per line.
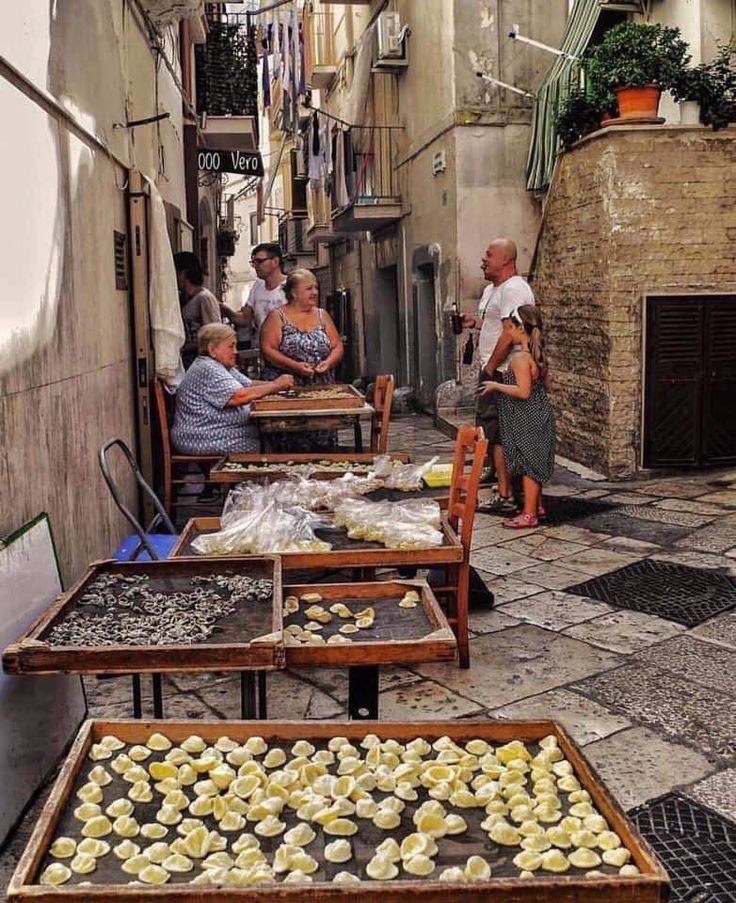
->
[332, 498, 442, 549]
[192, 500, 332, 556]
[383, 456, 439, 491]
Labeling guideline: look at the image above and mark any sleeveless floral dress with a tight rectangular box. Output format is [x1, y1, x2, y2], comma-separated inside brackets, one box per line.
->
[263, 307, 337, 451]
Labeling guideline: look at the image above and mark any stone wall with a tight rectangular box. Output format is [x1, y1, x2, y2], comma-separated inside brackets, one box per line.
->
[531, 125, 736, 477]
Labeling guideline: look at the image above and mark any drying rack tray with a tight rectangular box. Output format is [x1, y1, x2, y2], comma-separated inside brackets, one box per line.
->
[8, 718, 669, 902]
[2, 557, 283, 675]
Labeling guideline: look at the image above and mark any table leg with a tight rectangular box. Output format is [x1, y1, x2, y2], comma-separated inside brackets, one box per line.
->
[353, 418, 363, 452]
[257, 672, 268, 720]
[132, 675, 142, 719]
[152, 674, 164, 719]
[348, 665, 379, 720]
[241, 672, 256, 718]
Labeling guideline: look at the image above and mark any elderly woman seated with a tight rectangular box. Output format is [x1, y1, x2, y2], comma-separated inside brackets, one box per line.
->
[171, 323, 293, 454]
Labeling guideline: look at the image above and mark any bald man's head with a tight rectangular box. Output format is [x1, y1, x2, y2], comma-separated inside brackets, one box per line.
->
[481, 238, 519, 284]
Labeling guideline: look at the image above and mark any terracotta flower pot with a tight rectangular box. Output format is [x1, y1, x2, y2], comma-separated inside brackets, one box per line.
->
[614, 85, 662, 120]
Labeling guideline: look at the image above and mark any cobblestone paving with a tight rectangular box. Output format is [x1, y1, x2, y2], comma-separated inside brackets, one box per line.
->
[2, 414, 736, 892]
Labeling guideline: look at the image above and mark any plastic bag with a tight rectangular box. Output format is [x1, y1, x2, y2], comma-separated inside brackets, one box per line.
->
[332, 498, 443, 549]
[192, 500, 332, 556]
[383, 456, 439, 491]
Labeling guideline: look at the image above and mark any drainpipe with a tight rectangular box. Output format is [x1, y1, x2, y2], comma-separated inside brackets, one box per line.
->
[427, 242, 448, 389]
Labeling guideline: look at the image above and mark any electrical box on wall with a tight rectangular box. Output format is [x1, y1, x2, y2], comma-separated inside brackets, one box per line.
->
[374, 11, 409, 69]
[432, 150, 446, 175]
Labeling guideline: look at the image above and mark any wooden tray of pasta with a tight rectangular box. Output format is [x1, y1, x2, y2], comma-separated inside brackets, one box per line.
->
[282, 581, 457, 668]
[210, 452, 411, 484]
[169, 515, 463, 569]
[7, 718, 669, 902]
[251, 384, 365, 413]
[2, 557, 283, 676]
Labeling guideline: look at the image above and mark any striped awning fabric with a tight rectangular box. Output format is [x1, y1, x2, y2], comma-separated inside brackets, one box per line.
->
[525, 0, 602, 191]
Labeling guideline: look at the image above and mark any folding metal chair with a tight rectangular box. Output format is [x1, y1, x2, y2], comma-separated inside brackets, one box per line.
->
[99, 438, 178, 562]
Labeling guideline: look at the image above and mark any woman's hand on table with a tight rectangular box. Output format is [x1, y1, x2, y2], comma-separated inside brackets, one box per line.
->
[274, 374, 295, 391]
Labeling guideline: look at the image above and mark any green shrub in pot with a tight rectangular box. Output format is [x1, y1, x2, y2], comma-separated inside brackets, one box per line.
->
[555, 89, 603, 149]
[584, 21, 690, 93]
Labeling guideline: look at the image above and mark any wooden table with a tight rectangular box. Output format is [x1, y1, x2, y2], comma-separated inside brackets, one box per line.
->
[250, 404, 375, 453]
[2, 557, 282, 720]
[7, 718, 670, 902]
[210, 452, 412, 484]
[282, 580, 457, 719]
[170, 513, 463, 571]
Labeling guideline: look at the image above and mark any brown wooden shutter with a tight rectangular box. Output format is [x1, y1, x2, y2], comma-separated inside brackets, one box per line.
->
[702, 298, 736, 464]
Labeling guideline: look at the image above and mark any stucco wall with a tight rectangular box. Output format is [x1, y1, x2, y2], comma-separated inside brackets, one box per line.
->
[531, 125, 736, 477]
[0, 2, 189, 583]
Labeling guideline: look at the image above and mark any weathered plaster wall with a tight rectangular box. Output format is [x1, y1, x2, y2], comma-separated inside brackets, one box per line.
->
[0, 2, 189, 583]
[531, 126, 736, 477]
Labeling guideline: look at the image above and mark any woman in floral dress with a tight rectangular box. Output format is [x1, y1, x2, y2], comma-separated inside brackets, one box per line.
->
[260, 268, 344, 451]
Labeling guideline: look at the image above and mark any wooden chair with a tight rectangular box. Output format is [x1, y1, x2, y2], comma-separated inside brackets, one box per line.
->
[152, 378, 220, 516]
[370, 374, 395, 454]
[432, 425, 488, 669]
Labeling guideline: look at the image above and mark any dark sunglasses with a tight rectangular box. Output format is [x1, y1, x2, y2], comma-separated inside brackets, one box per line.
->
[250, 255, 274, 264]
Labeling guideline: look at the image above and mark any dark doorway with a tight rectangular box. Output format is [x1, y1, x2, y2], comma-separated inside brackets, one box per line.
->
[373, 264, 400, 377]
[644, 296, 736, 467]
[413, 262, 438, 410]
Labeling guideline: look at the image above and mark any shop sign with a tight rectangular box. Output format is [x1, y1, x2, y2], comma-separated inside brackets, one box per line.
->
[197, 148, 263, 176]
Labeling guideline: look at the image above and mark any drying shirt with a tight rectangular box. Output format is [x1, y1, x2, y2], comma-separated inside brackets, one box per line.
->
[477, 276, 535, 370]
[243, 279, 287, 344]
[170, 356, 258, 454]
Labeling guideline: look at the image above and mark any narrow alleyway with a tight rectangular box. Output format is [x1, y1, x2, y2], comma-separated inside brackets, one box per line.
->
[2, 414, 735, 894]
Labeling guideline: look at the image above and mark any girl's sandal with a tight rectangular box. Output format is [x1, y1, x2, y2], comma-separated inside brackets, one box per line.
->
[503, 513, 539, 529]
[537, 504, 546, 517]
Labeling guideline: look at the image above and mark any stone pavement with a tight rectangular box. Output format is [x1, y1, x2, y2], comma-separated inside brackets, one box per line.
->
[2, 413, 736, 892]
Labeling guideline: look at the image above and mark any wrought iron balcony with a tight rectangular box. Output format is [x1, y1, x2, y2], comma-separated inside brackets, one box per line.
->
[196, 13, 258, 150]
[331, 125, 402, 233]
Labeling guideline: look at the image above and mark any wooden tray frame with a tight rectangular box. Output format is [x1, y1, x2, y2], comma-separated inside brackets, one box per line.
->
[170, 515, 463, 569]
[282, 581, 457, 668]
[2, 557, 284, 676]
[7, 718, 669, 902]
[251, 384, 365, 412]
[210, 452, 412, 484]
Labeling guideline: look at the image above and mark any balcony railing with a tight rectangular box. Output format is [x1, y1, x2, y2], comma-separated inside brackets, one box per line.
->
[195, 13, 258, 149]
[306, 8, 338, 90]
[278, 211, 316, 260]
[331, 125, 402, 233]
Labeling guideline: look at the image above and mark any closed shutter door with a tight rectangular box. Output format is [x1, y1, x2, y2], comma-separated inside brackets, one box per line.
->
[702, 298, 736, 464]
[644, 299, 702, 467]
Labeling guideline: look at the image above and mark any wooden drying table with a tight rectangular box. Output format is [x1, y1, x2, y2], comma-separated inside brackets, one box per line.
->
[281, 580, 457, 719]
[210, 451, 412, 484]
[2, 557, 283, 721]
[249, 386, 374, 452]
[7, 718, 670, 902]
[170, 514, 463, 572]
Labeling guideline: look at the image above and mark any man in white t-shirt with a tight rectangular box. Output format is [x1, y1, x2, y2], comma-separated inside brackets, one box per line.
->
[221, 242, 287, 348]
[462, 238, 535, 508]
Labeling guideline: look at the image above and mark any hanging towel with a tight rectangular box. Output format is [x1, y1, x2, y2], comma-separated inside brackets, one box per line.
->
[293, 13, 303, 97]
[262, 45, 271, 109]
[143, 175, 185, 387]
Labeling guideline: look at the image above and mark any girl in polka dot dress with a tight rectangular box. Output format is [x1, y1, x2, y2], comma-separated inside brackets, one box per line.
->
[477, 305, 555, 528]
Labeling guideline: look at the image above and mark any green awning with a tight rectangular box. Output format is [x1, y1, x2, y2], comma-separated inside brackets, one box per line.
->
[526, 0, 602, 191]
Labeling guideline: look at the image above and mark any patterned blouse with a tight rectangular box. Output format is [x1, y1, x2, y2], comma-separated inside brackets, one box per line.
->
[170, 356, 258, 454]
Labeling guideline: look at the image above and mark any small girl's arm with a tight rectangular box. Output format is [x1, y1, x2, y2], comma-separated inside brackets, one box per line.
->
[490, 355, 533, 400]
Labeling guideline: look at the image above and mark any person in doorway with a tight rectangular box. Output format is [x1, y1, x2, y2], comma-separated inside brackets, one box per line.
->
[174, 252, 222, 369]
[171, 323, 293, 455]
[462, 237, 535, 510]
[478, 305, 555, 529]
[259, 267, 344, 450]
[221, 242, 288, 346]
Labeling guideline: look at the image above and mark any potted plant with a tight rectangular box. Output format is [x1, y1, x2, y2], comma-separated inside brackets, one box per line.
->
[216, 227, 238, 257]
[584, 21, 690, 121]
[555, 89, 603, 149]
[699, 42, 736, 130]
[672, 66, 704, 123]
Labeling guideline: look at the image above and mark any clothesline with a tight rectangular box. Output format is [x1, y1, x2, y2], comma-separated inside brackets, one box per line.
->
[305, 105, 404, 131]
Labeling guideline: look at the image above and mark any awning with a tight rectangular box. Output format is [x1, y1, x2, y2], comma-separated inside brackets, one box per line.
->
[525, 0, 602, 191]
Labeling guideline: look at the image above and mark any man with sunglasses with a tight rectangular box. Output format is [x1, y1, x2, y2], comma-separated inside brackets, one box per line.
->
[221, 243, 287, 348]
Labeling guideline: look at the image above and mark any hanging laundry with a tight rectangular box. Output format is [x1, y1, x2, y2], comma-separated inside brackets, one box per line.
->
[272, 7, 281, 78]
[293, 12, 303, 98]
[308, 114, 323, 183]
[281, 9, 292, 130]
[261, 44, 271, 109]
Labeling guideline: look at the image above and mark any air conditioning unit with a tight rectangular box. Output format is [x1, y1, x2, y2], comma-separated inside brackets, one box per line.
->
[375, 11, 409, 69]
